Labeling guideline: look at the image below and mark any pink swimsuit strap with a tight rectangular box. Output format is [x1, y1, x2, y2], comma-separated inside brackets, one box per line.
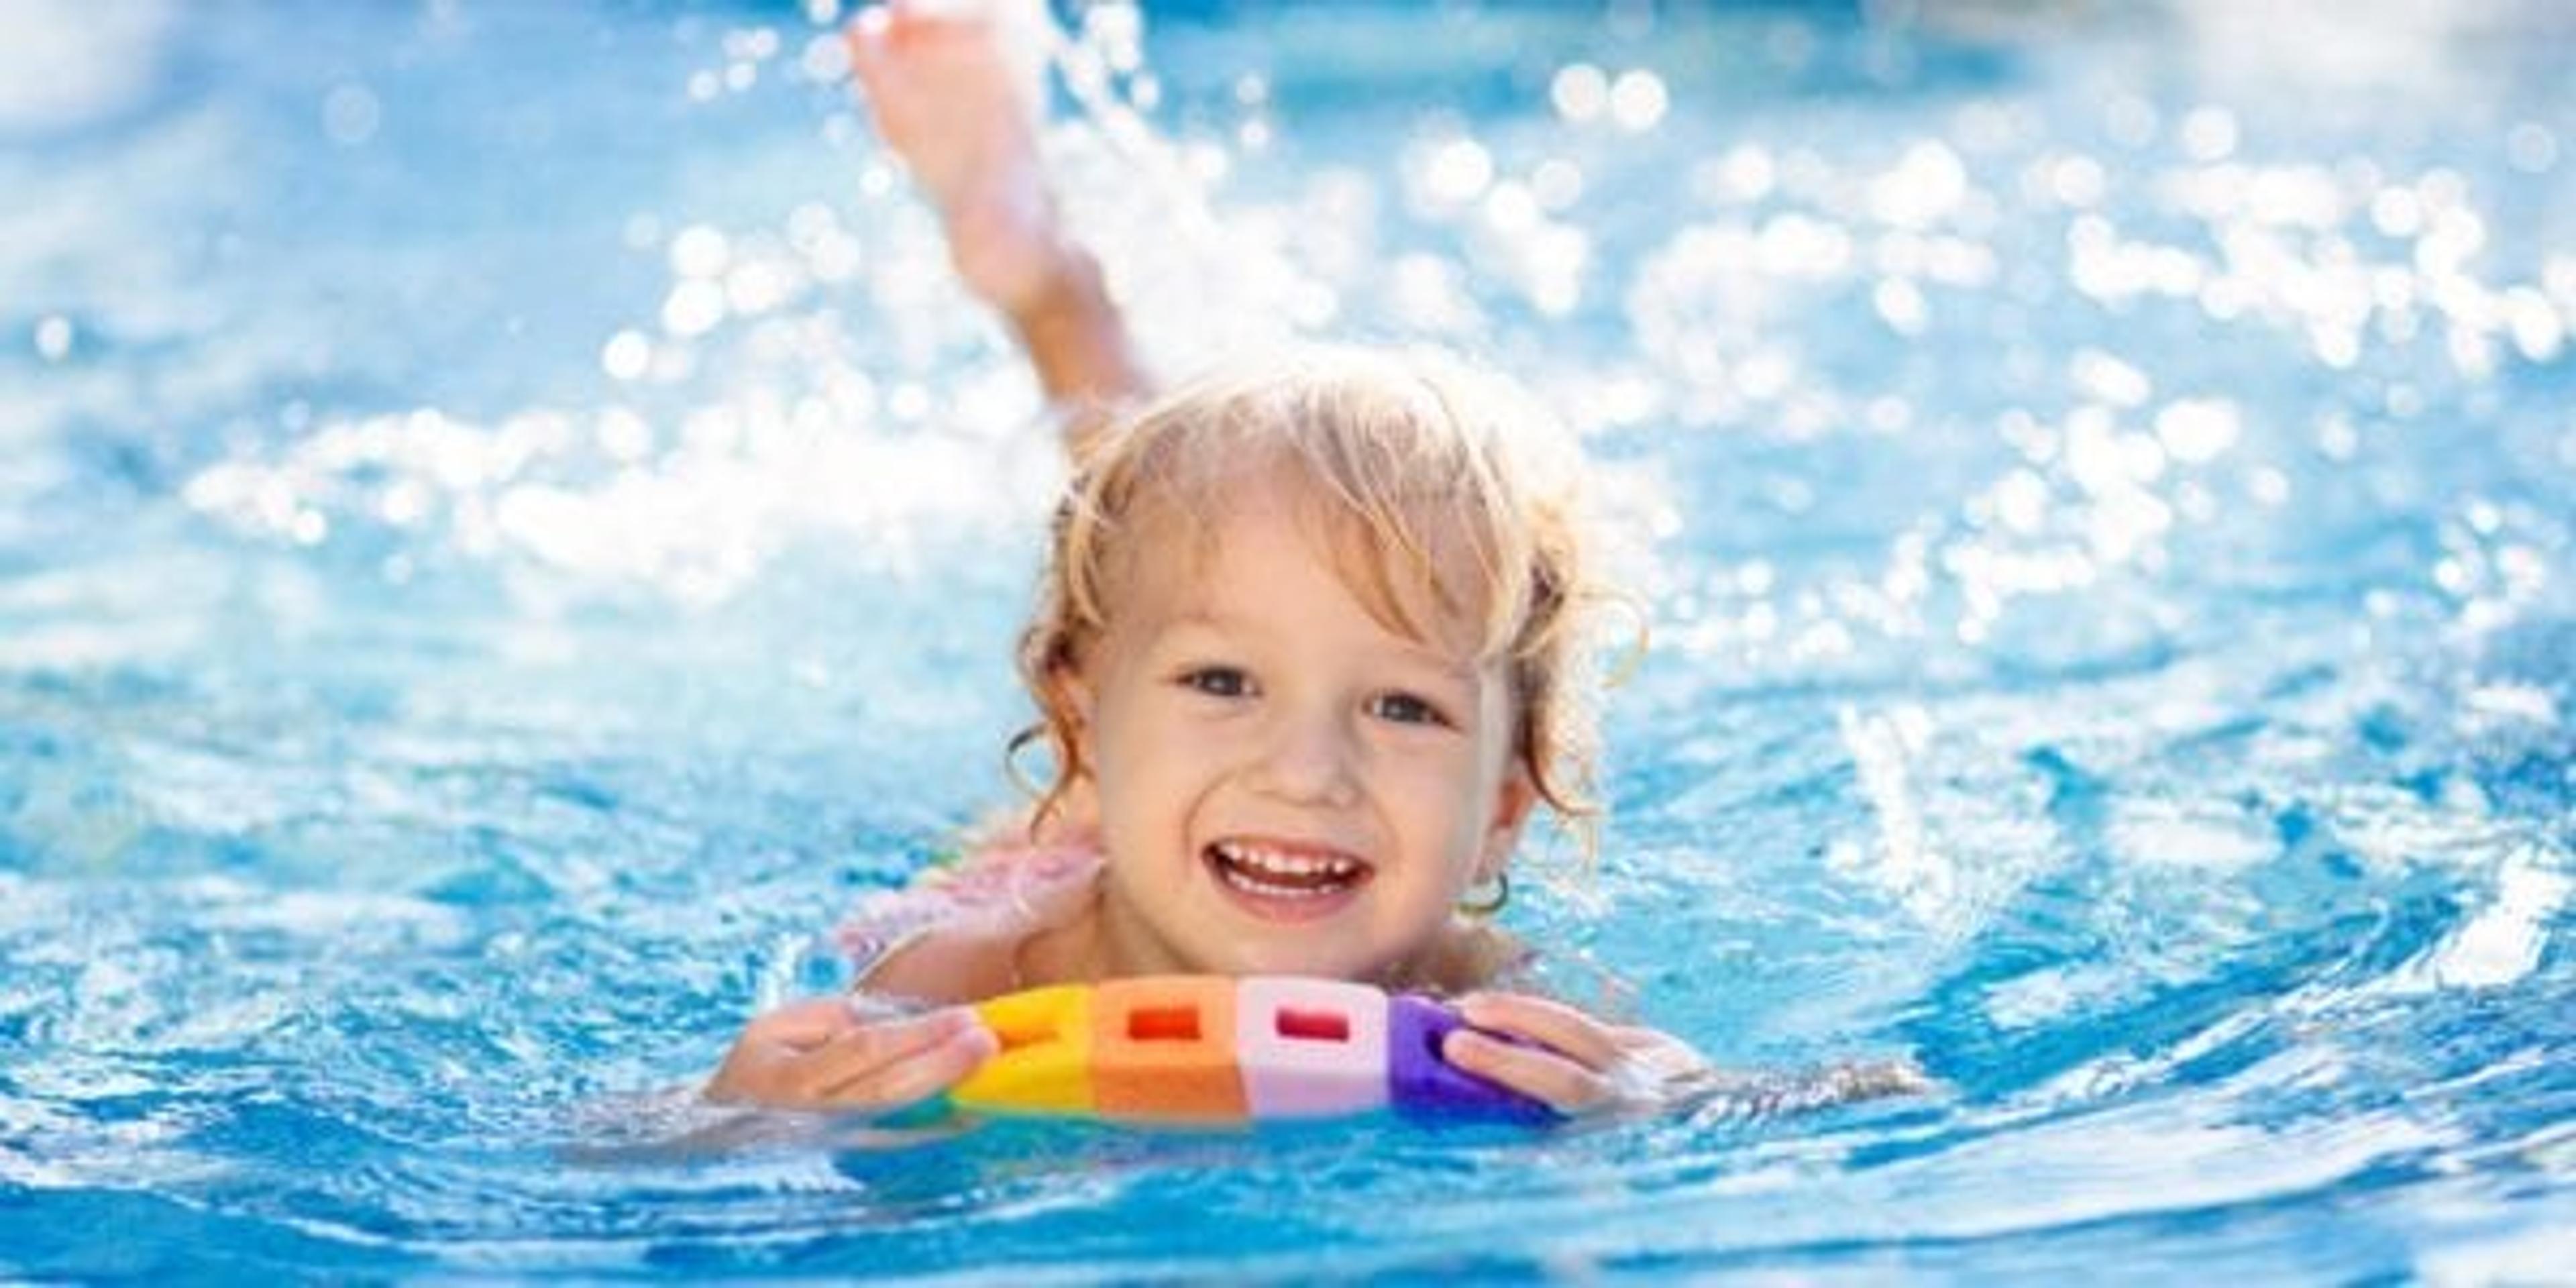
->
[834, 840, 1104, 977]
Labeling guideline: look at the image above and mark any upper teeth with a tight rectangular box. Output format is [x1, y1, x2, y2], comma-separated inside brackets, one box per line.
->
[1214, 840, 1360, 878]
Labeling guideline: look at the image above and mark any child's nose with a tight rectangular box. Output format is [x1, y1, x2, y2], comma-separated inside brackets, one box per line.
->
[1248, 708, 1362, 806]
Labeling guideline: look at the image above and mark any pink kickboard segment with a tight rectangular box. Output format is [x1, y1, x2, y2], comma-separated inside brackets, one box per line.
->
[1234, 976, 1391, 1118]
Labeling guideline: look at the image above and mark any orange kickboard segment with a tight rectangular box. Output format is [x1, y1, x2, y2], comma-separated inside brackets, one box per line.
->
[1089, 975, 1248, 1122]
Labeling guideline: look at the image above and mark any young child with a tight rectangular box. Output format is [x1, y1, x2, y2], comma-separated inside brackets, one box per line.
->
[705, 0, 1821, 1119]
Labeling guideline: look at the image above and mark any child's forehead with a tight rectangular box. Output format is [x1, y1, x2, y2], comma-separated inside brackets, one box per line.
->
[1110, 476, 1495, 659]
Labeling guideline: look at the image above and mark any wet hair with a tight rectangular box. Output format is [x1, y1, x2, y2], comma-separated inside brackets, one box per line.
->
[1010, 343, 1622, 862]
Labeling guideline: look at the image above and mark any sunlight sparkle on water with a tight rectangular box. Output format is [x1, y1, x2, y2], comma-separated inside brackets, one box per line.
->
[33, 315, 74, 362]
[1869, 141, 1969, 228]
[600, 330, 651, 382]
[1608, 70, 1668, 133]
[2070, 349, 2152, 407]
[1550, 64, 1609, 124]
[2153, 398, 2240, 465]
[1412, 136, 1495, 211]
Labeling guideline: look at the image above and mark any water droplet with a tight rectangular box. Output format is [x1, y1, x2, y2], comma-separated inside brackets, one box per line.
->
[600, 329, 651, 381]
[1609, 70, 1668, 133]
[2181, 106, 2237, 162]
[2505, 122, 2558, 174]
[661, 280, 727, 337]
[2070, 349, 2151, 408]
[2155, 398, 2241, 464]
[1416, 137, 1493, 207]
[2369, 185, 2423, 237]
[1871, 141, 1966, 227]
[669, 225, 731, 278]
[2048, 154, 2106, 207]
[1550, 64, 1607, 123]
[33, 315, 73, 362]
[2504, 288, 2564, 362]
[1873, 277, 1928, 335]
[800, 32, 851, 83]
[322, 83, 380, 146]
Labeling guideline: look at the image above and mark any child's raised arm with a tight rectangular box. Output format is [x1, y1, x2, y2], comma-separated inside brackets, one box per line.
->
[847, 0, 1149, 461]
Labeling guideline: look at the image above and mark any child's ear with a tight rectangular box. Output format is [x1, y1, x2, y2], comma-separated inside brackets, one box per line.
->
[1050, 661, 1097, 763]
[1055, 665, 1094, 717]
[1475, 767, 1540, 878]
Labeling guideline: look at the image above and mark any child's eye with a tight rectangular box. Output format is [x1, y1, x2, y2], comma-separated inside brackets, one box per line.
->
[1367, 691, 1451, 727]
[1178, 666, 1253, 699]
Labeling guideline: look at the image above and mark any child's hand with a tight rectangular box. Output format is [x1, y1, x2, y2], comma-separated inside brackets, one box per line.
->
[846, 0, 1070, 317]
[1441, 993, 1719, 1118]
[704, 997, 1000, 1112]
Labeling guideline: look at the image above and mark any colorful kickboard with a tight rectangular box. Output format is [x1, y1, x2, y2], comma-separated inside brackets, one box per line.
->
[947, 974, 1554, 1124]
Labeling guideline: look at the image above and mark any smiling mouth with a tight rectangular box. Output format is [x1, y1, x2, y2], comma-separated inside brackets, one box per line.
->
[1203, 838, 1373, 902]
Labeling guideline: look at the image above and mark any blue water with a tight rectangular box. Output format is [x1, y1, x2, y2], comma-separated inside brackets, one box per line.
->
[5, 0, 2571, 1279]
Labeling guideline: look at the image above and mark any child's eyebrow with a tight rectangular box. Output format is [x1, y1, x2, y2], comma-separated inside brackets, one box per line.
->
[1380, 645, 1481, 686]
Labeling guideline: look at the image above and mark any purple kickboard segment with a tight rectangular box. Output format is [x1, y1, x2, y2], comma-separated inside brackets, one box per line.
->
[1387, 995, 1556, 1122]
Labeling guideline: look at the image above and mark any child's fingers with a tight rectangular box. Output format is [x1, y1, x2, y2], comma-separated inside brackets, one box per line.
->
[792, 1008, 989, 1104]
[802, 1006, 976, 1073]
[1452, 992, 1622, 1071]
[743, 996, 871, 1051]
[1442, 1028, 1614, 1114]
[822, 1020, 1000, 1108]
[706, 999, 881, 1104]
[808, 1010, 999, 1102]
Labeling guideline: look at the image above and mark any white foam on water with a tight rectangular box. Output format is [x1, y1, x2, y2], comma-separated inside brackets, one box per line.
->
[0, 0, 180, 133]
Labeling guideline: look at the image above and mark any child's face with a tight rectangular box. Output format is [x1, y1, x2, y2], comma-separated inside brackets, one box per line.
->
[1065, 480, 1535, 983]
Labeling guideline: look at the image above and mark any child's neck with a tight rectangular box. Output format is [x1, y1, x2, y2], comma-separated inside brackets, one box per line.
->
[1083, 883, 1195, 980]
[1002, 871, 1162, 986]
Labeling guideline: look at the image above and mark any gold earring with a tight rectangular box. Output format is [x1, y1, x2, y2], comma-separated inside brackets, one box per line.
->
[1456, 870, 1509, 918]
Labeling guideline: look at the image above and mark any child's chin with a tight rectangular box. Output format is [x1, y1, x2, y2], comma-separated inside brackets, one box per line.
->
[1196, 938, 1370, 982]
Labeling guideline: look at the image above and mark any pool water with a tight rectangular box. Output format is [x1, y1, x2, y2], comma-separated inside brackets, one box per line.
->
[4, 0, 2571, 1279]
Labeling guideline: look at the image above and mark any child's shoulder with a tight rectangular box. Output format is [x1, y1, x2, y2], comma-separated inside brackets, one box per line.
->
[1421, 918, 1539, 996]
[856, 920, 1025, 1006]
[837, 836, 1104, 1006]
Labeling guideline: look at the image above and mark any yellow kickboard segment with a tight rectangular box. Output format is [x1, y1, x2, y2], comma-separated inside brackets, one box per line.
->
[951, 984, 1095, 1114]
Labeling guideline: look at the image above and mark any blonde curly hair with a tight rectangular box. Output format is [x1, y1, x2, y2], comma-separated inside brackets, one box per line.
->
[1011, 344, 1621, 861]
